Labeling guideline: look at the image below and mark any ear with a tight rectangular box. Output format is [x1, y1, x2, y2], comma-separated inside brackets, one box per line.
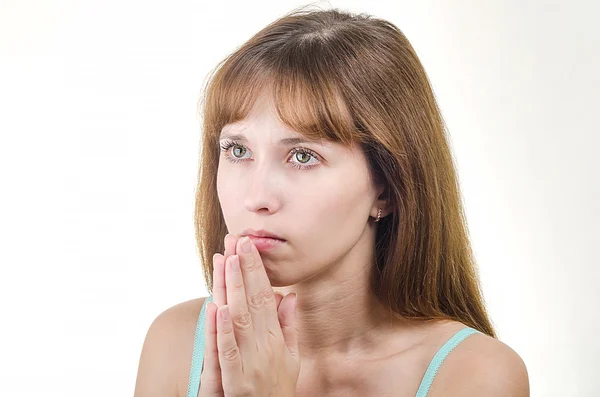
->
[372, 184, 392, 219]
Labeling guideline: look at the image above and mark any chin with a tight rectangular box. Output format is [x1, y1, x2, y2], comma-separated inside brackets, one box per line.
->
[263, 266, 297, 288]
[265, 272, 294, 288]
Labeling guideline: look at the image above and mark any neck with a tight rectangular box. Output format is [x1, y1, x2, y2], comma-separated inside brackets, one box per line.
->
[274, 231, 395, 359]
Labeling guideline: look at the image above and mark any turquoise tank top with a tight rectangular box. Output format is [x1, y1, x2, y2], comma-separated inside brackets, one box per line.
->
[186, 296, 482, 397]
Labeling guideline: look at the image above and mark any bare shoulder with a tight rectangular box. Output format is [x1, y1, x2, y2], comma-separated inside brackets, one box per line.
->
[427, 327, 530, 396]
[134, 296, 210, 397]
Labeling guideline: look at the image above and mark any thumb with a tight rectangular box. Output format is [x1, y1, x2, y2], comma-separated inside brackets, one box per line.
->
[274, 290, 284, 310]
[278, 293, 299, 359]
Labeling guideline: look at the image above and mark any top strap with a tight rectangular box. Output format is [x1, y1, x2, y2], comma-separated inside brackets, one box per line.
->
[186, 296, 213, 397]
[414, 327, 483, 397]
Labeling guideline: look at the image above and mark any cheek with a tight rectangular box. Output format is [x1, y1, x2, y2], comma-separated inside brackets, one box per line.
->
[216, 168, 238, 218]
[295, 178, 370, 250]
[216, 169, 224, 207]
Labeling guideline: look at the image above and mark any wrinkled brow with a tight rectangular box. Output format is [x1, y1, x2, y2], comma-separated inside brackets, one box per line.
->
[219, 131, 330, 147]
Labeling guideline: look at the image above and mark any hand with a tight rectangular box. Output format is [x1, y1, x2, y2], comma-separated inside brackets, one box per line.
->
[198, 234, 300, 397]
[198, 234, 246, 397]
[216, 235, 287, 309]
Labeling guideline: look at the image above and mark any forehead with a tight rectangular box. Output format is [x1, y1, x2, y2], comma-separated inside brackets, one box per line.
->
[216, 89, 355, 151]
[219, 102, 333, 147]
[219, 92, 289, 134]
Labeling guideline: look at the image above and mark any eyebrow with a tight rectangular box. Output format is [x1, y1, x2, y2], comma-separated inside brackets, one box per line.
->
[219, 132, 327, 146]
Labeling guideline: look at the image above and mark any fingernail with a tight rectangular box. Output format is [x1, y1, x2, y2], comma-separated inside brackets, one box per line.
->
[241, 236, 252, 253]
[220, 305, 230, 320]
[231, 255, 240, 271]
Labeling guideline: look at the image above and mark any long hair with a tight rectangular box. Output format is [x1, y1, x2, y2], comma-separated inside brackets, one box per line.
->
[194, 6, 497, 338]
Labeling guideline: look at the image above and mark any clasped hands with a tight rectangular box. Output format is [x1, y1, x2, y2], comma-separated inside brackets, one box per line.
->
[198, 233, 300, 397]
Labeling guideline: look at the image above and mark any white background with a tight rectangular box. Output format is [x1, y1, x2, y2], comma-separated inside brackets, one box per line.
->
[1, 0, 598, 396]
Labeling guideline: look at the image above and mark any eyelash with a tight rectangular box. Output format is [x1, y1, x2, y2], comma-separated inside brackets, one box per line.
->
[219, 139, 321, 170]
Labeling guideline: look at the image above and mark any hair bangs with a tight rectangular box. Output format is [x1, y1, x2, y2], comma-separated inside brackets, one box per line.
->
[202, 56, 271, 141]
[203, 42, 359, 147]
[270, 56, 357, 146]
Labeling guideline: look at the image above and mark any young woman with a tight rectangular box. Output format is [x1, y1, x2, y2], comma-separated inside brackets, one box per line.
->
[135, 7, 529, 397]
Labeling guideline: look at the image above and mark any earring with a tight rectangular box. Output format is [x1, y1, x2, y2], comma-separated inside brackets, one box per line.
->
[374, 207, 382, 223]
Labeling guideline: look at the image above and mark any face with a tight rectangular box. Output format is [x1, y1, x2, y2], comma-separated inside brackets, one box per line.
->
[216, 92, 382, 287]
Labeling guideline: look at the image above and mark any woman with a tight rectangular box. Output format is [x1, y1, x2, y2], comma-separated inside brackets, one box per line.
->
[135, 7, 529, 397]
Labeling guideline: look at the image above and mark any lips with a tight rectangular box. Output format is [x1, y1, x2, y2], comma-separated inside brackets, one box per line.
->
[241, 228, 285, 241]
[246, 235, 285, 252]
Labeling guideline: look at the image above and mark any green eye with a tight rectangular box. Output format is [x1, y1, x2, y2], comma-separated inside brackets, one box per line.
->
[232, 146, 246, 158]
[295, 152, 310, 163]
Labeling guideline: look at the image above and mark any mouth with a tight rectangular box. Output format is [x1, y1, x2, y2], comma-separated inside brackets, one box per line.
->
[245, 235, 286, 252]
[241, 228, 286, 241]
[248, 235, 285, 241]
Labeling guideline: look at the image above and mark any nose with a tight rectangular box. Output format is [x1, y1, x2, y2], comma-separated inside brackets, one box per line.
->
[243, 162, 282, 215]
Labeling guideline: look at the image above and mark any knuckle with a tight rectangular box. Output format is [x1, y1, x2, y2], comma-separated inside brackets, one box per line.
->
[248, 287, 274, 310]
[221, 344, 240, 362]
[232, 310, 252, 329]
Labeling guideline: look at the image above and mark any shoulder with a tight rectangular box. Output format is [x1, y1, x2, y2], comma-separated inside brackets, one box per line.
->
[134, 297, 210, 397]
[427, 328, 530, 396]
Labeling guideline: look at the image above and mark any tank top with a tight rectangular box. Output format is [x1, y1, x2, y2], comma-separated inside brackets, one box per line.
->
[186, 296, 483, 397]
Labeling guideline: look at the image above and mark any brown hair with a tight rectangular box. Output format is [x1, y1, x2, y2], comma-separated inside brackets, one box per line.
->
[194, 6, 497, 338]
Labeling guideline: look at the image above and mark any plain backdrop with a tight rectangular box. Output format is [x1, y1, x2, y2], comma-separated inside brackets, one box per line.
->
[0, 0, 598, 396]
